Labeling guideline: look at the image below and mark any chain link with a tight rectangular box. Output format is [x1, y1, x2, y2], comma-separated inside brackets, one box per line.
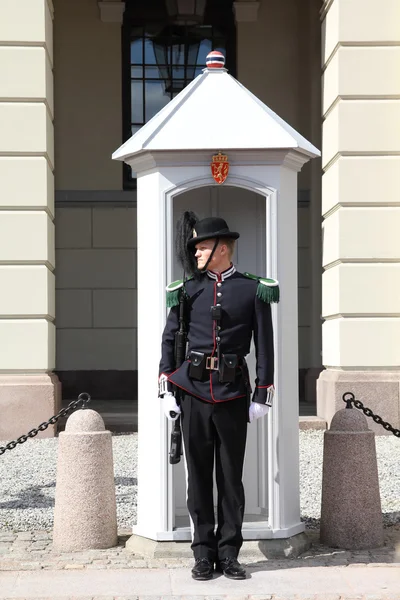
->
[0, 393, 91, 456]
[343, 392, 400, 437]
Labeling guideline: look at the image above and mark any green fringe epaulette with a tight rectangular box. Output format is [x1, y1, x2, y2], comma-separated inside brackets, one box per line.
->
[166, 280, 184, 308]
[243, 272, 280, 304]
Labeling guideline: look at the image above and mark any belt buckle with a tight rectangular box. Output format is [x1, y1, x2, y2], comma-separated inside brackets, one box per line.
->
[206, 356, 218, 370]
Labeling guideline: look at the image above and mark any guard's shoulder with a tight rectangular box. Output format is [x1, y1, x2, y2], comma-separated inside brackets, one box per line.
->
[243, 272, 280, 303]
[165, 278, 192, 308]
[166, 279, 184, 292]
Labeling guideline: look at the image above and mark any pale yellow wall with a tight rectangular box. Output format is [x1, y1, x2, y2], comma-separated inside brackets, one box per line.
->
[0, 0, 55, 371]
[53, 0, 122, 190]
[55, 206, 137, 370]
[321, 0, 400, 368]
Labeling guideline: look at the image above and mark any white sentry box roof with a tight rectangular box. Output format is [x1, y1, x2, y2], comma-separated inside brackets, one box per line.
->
[112, 67, 320, 161]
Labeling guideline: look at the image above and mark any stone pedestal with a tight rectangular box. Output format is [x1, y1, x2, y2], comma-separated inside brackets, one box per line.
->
[0, 374, 61, 440]
[320, 407, 383, 550]
[317, 370, 400, 436]
[53, 409, 118, 552]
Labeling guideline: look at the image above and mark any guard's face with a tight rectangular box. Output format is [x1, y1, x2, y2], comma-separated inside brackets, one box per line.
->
[194, 238, 220, 270]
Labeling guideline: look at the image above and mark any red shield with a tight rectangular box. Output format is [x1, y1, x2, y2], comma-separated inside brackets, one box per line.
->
[211, 152, 229, 185]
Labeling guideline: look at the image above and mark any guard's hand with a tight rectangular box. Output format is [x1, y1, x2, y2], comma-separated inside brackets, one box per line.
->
[249, 401, 270, 423]
[162, 392, 181, 421]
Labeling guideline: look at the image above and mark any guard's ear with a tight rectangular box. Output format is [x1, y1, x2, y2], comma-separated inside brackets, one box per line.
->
[220, 242, 228, 255]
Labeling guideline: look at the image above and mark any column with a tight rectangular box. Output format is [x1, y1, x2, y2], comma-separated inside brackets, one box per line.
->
[0, 0, 59, 439]
[317, 0, 400, 433]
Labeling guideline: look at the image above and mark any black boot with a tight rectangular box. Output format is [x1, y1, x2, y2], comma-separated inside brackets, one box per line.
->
[191, 558, 214, 581]
[218, 557, 246, 580]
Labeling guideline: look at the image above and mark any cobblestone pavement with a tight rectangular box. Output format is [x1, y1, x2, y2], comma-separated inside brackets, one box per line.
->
[0, 526, 398, 572]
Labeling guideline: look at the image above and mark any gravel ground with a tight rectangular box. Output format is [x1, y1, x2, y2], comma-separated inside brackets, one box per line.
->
[0, 431, 398, 532]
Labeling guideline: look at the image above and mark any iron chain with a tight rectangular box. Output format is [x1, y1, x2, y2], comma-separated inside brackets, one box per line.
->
[343, 392, 400, 438]
[0, 393, 91, 456]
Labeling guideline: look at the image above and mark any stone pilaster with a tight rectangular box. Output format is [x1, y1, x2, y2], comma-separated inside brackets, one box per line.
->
[0, 0, 60, 439]
[317, 0, 400, 433]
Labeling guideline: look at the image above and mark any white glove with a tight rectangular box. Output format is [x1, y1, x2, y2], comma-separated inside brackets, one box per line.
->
[162, 392, 181, 421]
[249, 402, 270, 423]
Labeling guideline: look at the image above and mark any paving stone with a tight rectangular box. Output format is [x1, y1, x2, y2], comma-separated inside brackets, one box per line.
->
[129, 559, 147, 567]
[310, 595, 342, 600]
[16, 563, 43, 571]
[32, 533, 51, 540]
[148, 559, 168, 568]
[15, 532, 33, 540]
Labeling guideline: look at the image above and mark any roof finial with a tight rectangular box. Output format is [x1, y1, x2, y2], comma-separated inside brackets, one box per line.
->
[206, 50, 226, 70]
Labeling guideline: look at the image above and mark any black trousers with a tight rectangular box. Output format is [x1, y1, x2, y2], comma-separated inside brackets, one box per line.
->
[180, 394, 248, 561]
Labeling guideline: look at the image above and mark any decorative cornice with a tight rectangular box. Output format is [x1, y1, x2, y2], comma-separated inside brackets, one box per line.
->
[98, 1, 125, 23]
[233, 1, 260, 23]
[124, 148, 315, 176]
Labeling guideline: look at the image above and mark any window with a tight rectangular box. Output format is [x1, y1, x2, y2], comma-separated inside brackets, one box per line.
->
[122, 0, 236, 188]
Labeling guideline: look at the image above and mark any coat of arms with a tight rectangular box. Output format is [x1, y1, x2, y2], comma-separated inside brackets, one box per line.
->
[211, 152, 229, 185]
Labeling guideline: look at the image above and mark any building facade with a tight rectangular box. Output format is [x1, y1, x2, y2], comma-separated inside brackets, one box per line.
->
[0, 0, 399, 439]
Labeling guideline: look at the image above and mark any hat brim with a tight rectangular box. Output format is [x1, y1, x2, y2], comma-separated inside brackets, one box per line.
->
[187, 231, 240, 248]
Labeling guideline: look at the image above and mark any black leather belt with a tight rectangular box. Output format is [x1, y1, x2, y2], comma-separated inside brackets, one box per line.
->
[188, 351, 245, 382]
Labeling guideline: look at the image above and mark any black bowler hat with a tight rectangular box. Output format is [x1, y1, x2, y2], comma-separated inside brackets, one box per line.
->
[187, 217, 240, 248]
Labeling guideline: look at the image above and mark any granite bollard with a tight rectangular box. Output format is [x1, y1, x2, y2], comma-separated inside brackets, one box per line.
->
[320, 406, 384, 550]
[52, 409, 118, 552]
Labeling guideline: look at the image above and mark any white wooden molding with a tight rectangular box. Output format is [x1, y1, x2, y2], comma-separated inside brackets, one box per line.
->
[320, 0, 335, 21]
[233, 1, 260, 23]
[98, 1, 125, 23]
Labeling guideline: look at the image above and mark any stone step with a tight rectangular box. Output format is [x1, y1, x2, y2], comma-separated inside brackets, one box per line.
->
[299, 416, 327, 431]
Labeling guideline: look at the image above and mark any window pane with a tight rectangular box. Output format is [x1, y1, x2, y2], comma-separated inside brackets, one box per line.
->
[171, 44, 185, 65]
[145, 80, 170, 121]
[171, 66, 185, 79]
[197, 38, 212, 65]
[131, 39, 143, 63]
[214, 45, 226, 55]
[131, 81, 144, 123]
[144, 66, 162, 78]
[131, 66, 143, 78]
[144, 39, 157, 64]
[170, 81, 186, 95]
[131, 124, 142, 136]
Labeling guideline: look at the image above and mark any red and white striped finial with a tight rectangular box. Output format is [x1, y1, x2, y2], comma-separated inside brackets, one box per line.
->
[206, 50, 225, 69]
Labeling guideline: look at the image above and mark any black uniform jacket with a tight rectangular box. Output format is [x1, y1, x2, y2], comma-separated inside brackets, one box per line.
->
[159, 265, 275, 404]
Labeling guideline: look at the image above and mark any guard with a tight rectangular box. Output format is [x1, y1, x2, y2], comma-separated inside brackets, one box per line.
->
[158, 212, 279, 581]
